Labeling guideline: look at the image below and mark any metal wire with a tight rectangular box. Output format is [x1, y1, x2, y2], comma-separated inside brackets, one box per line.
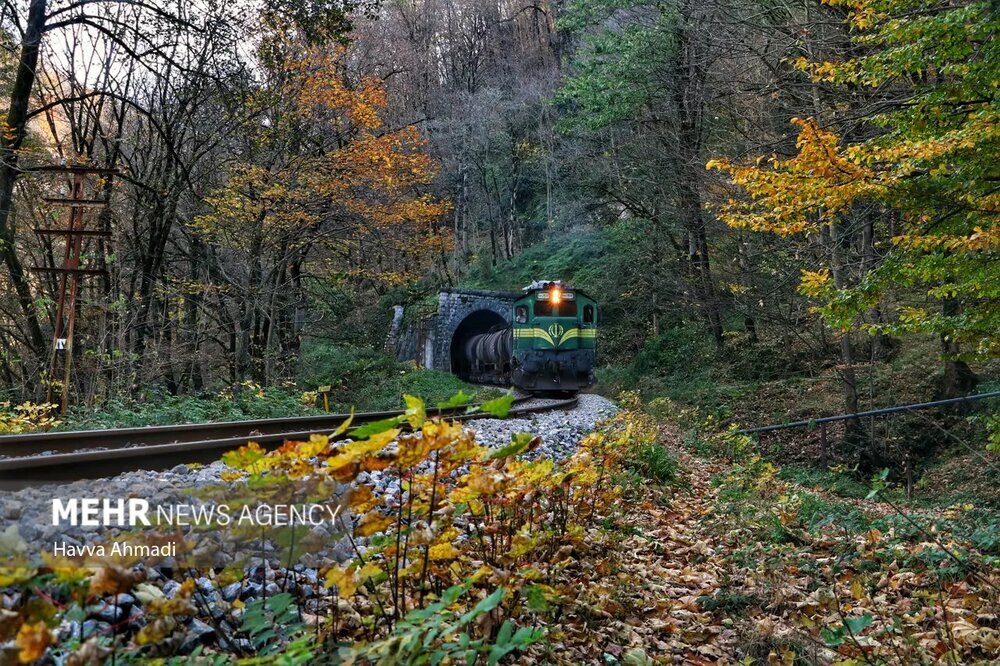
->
[737, 391, 1000, 435]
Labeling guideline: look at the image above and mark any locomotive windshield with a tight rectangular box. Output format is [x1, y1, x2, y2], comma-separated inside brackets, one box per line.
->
[534, 300, 577, 317]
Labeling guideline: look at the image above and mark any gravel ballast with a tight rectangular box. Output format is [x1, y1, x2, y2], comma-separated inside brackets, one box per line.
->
[0, 394, 618, 654]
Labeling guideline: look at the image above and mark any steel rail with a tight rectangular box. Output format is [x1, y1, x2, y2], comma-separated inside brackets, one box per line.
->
[0, 398, 533, 458]
[0, 396, 577, 487]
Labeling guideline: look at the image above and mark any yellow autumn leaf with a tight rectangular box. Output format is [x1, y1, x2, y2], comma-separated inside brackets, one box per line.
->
[88, 565, 143, 597]
[41, 552, 87, 585]
[300, 433, 329, 458]
[403, 394, 426, 427]
[330, 410, 354, 438]
[324, 566, 358, 598]
[360, 454, 394, 472]
[359, 562, 384, 579]
[397, 434, 433, 468]
[0, 567, 36, 588]
[355, 511, 394, 537]
[427, 542, 461, 561]
[16, 621, 53, 663]
[136, 617, 179, 645]
[349, 485, 376, 512]
[326, 428, 400, 472]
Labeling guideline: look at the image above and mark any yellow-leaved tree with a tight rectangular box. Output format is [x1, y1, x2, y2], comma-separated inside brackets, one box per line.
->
[708, 0, 998, 400]
[192, 36, 451, 381]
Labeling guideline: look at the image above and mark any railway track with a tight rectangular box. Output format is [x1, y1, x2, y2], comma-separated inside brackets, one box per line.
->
[0, 395, 577, 488]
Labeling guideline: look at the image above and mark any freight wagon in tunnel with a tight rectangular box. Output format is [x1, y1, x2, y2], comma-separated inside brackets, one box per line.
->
[450, 311, 512, 383]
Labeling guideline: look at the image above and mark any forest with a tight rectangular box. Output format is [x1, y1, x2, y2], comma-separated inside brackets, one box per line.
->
[0, 0, 997, 663]
[0, 0, 995, 413]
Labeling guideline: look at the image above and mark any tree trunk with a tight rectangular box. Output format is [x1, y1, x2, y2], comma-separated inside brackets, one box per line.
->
[822, 222, 860, 431]
[862, 214, 890, 359]
[674, 8, 723, 349]
[0, 0, 49, 361]
[939, 297, 978, 400]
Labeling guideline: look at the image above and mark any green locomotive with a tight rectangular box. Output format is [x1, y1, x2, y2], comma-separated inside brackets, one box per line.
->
[461, 281, 597, 393]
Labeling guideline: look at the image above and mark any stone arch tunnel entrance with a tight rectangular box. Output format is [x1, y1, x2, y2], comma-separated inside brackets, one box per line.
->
[389, 288, 519, 374]
[450, 309, 508, 380]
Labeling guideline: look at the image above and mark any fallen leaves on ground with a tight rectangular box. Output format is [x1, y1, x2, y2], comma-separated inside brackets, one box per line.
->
[527, 424, 1000, 664]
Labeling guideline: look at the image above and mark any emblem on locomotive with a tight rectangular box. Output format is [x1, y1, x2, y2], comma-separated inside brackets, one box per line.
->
[547, 323, 565, 340]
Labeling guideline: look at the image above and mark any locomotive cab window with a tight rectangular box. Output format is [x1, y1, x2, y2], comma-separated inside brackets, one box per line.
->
[515, 306, 528, 323]
[583, 305, 595, 324]
[534, 300, 577, 317]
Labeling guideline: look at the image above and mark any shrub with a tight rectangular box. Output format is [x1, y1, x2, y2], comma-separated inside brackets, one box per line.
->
[0, 401, 59, 433]
[632, 326, 712, 378]
[58, 382, 316, 430]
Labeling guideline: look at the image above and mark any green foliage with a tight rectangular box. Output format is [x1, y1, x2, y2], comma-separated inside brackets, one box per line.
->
[979, 412, 1000, 454]
[777, 465, 871, 500]
[240, 592, 312, 658]
[556, 0, 677, 130]
[436, 389, 475, 409]
[297, 341, 498, 411]
[722, 338, 811, 382]
[711, 0, 1000, 357]
[463, 227, 610, 295]
[821, 614, 873, 648]
[696, 591, 754, 613]
[474, 393, 515, 418]
[632, 327, 713, 378]
[263, 0, 360, 47]
[59, 383, 317, 431]
[596, 325, 719, 402]
[626, 441, 679, 486]
[347, 584, 542, 665]
[351, 415, 406, 438]
[487, 432, 539, 460]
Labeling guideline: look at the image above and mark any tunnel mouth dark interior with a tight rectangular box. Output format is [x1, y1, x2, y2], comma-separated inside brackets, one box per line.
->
[450, 309, 508, 380]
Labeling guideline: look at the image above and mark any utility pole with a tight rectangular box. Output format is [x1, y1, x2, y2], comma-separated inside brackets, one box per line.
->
[30, 165, 116, 414]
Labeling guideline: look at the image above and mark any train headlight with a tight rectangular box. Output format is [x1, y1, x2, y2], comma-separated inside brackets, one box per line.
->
[551, 287, 562, 304]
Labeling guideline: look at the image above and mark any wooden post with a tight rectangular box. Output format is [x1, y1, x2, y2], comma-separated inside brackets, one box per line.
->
[904, 449, 913, 500]
[820, 421, 828, 468]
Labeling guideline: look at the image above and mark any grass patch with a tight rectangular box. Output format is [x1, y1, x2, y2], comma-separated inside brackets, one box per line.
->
[777, 465, 871, 499]
[59, 385, 317, 430]
[696, 591, 756, 613]
[626, 441, 680, 486]
[792, 491, 871, 533]
[298, 341, 501, 411]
